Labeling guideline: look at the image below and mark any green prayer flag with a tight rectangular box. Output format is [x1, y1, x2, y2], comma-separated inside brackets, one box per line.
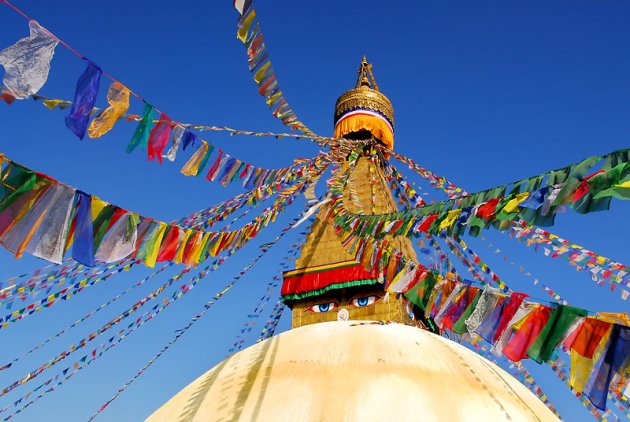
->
[196, 144, 215, 177]
[126, 104, 156, 153]
[526, 304, 588, 364]
[602, 148, 630, 170]
[404, 272, 438, 312]
[92, 205, 116, 251]
[552, 155, 601, 207]
[524, 175, 543, 192]
[590, 163, 630, 200]
[0, 163, 37, 213]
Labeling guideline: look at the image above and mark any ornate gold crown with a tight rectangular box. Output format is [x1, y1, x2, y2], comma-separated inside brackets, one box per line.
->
[334, 56, 394, 127]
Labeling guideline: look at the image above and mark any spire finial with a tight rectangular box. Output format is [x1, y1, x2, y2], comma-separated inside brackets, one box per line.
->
[355, 56, 379, 91]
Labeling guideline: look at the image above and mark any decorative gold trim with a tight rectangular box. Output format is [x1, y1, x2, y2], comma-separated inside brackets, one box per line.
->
[334, 86, 394, 126]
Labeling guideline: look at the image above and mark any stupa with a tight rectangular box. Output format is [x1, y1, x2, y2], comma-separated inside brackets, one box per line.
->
[146, 58, 560, 422]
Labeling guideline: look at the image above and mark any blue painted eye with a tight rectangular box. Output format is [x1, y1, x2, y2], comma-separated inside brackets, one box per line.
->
[350, 295, 378, 308]
[307, 302, 337, 313]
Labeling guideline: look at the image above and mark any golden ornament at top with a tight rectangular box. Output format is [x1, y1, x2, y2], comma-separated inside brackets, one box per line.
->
[334, 56, 394, 128]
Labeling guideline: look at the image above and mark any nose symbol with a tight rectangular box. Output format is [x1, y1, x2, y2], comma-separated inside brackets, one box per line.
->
[337, 308, 349, 321]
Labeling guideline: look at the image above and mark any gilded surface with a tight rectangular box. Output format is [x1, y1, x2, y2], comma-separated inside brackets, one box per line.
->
[291, 286, 414, 327]
[289, 156, 418, 328]
[334, 86, 394, 126]
[294, 156, 416, 270]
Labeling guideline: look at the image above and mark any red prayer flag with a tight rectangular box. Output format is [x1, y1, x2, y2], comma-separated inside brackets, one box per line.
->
[564, 317, 611, 359]
[476, 197, 502, 219]
[156, 226, 180, 263]
[503, 305, 551, 362]
[493, 292, 529, 343]
[147, 113, 172, 164]
[417, 214, 439, 232]
[572, 170, 605, 202]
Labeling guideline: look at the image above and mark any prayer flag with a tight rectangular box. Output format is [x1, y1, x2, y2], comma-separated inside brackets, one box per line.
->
[162, 124, 185, 162]
[71, 191, 95, 266]
[147, 113, 172, 164]
[527, 304, 588, 363]
[88, 82, 130, 138]
[583, 325, 630, 410]
[0, 21, 58, 99]
[126, 104, 156, 153]
[65, 60, 102, 139]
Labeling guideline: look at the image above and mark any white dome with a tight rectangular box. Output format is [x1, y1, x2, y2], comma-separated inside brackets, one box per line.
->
[147, 321, 559, 422]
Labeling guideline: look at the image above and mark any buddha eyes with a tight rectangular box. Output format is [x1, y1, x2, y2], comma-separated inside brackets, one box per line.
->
[306, 296, 379, 313]
[307, 302, 338, 313]
[350, 295, 378, 308]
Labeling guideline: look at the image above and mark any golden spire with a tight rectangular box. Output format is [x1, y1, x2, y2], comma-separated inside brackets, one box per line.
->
[356, 55, 380, 91]
[334, 56, 395, 148]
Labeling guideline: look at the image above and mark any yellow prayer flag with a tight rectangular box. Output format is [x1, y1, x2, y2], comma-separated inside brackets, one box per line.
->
[90, 196, 108, 221]
[503, 192, 530, 213]
[181, 141, 209, 177]
[88, 82, 130, 139]
[42, 99, 67, 110]
[266, 91, 283, 107]
[237, 9, 256, 43]
[438, 209, 461, 231]
[253, 61, 271, 84]
[175, 229, 193, 264]
[144, 222, 168, 268]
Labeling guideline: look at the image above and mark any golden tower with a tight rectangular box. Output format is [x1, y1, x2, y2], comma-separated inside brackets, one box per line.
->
[281, 57, 419, 327]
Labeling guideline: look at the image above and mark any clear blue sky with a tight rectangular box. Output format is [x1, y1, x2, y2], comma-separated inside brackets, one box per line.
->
[0, 1, 629, 420]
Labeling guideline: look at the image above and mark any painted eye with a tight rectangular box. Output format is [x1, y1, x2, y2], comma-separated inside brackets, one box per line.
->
[351, 296, 378, 308]
[307, 302, 337, 313]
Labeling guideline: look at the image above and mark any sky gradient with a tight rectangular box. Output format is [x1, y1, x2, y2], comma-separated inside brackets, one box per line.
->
[0, 1, 629, 420]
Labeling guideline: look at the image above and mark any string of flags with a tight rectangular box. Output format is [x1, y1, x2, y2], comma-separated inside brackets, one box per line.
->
[233, 0, 314, 136]
[258, 298, 286, 342]
[383, 145, 630, 299]
[227, 221, 313, 354]
[340, 220, 630, 414]
[440, 234, 509, 292]
[29, 92, 351, 150]
[0, 262, 174, 372]
[508, 223, 630, 299]
[4, 224, 261, 417]
[86, 206, 310, 420]
[385, 144, 630, 301]
[478, 235, 570, 304]
[0, 263, 198, 398]
[384, 161, 426, 207]
[0, 182, 309, 417]
[0, 152, 329, 269]
[322, 151, 630, 414]
[387, 147, 468, 199]
[0, 179, 275, 311]
[0, 5, 340, 194]
[331, 148, 630, 240]
[0, 259, 131, 309]
[0, 260, 139, 330]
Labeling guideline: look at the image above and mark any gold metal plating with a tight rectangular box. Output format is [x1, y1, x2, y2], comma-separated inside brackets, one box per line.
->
[334, 56, 394, 126]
